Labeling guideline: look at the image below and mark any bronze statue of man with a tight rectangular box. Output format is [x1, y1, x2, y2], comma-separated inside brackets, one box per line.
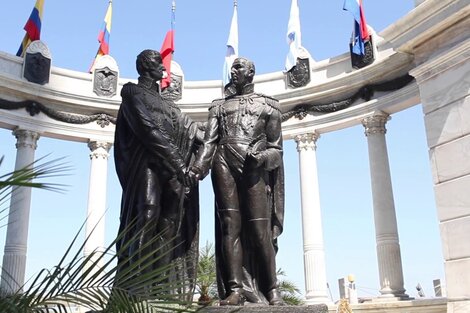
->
[114, 49, 200, 296]
[188, 57, 285, 306]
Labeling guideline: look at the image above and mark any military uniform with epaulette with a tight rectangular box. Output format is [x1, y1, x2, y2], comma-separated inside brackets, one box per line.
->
[192, 82, 285, 305]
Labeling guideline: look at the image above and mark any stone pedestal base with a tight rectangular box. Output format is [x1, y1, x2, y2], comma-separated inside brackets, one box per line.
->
[447, 300, 470, 313]
[370, 295, 414, 302]
[198, 304, 328, 313]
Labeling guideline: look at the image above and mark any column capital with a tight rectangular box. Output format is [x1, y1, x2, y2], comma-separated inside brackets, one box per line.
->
[362, 112, 391, 137]
[87, 140, 112, 160]
[12, 128, 40, 150]
[294, 133, 320, 152]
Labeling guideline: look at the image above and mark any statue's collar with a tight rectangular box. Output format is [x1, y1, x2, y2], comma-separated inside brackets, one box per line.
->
[229, 83, 254, 97]
[239, 83, 254, 95]
[138, 76, 160, 94]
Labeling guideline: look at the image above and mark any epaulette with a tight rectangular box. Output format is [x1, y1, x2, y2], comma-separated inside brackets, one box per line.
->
[120, 82, 138, 97]
[209, 98, 225, 110]
[254, 93, 281, 111]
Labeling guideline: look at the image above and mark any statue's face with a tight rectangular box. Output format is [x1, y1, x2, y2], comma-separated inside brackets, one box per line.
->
[147, 54, 165, 81]
[231, 59, 253, 87]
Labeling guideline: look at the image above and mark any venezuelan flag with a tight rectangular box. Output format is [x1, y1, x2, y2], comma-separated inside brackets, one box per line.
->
[89, 1, 112, 72]
[16, 0, 45, 57]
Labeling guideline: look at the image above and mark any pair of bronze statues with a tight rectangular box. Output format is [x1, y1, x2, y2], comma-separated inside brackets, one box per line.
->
[114, 49, 285, 306]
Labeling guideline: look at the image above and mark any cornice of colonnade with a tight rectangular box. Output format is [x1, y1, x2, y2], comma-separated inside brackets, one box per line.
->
[0, 49, 415, 144]
[379, 0, 469, 56]
[0, 0, 465, 143]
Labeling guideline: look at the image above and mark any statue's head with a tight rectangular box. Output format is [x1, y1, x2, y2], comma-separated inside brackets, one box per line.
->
[136, 49, 165, 81]
[230, 57, 255, 87]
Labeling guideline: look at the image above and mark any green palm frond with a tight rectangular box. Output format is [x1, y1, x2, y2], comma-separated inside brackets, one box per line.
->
[277, 268, 304, 306]
[0, 155, 70, 193]
[0, 219, 197, 312]
[0, 155, 197, 312]
[196, 242, 217, 304]
[278, 279, 301, 295]
[0, 155, 71, 227]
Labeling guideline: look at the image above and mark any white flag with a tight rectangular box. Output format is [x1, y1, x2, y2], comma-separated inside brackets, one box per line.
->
[222, 5, 238, 87]
[285, 0, 302, 71]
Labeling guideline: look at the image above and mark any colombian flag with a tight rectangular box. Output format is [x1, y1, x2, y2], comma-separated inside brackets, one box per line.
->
[343, 0, 370, 55]
[89, 1, 112, 72]
[16, 0, 45, 57]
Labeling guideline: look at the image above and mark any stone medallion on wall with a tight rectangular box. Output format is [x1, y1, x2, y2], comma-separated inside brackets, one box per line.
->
[350, 36, 375, 69]
[286, 46, 313, 89]
[161, 60, 184, 102]
[287, 57, 311, 88]
[92, 55, 119, 98]
[23, 40, 51, 85]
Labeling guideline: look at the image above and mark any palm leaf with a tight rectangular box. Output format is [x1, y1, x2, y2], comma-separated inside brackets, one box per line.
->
[0, 155, 71, 228]
[0, 219, 197, 312]
[0, 155, 70, 193]
[0, 155, 197, 312]
[196, 242, 217, 303]
[277, 268, 304, 306]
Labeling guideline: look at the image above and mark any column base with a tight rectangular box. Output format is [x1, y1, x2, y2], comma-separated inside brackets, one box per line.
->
[1, 252, 27, 294]
[375, 286, 412, 301]
[304, 292, 332, 305]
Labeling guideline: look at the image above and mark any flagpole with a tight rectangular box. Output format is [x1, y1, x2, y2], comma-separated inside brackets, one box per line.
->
[222, 0, 238, 87]
[172, 0, 176, 30]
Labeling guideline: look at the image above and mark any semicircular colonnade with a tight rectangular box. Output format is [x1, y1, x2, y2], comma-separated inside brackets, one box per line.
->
[0, 0, 469, 312]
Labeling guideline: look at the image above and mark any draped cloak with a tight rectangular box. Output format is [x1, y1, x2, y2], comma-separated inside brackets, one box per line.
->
[114, 81, 200, 296]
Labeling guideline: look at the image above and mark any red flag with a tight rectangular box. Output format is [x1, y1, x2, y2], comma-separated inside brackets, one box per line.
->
[160, 30, 174, 89]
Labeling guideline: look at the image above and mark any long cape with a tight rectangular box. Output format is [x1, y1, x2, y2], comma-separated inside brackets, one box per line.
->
[114, 83, 200, 298]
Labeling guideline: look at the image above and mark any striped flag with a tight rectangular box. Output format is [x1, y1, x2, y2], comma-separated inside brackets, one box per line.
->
[285, 0, 302, 71]
[222, 2, 238, 87]
[160, 4, 176, 90]
[17, 0, 45, 57]
[89, 1, 112, 72]
[343, 0, 370, 55]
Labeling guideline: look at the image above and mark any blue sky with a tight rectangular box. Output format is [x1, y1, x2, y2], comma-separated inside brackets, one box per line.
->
[0, 0, 444, 302]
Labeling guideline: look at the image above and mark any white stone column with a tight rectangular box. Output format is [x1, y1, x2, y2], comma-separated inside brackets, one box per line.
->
[1, 128, 40, 294]
[84, 141, 112, 269]
[361, 112, 409, 300]
[294, 133, 330, 304]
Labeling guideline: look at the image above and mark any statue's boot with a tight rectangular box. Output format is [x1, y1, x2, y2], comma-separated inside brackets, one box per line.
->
[267, 288, 285, 306]
[220, 291, 245, 306]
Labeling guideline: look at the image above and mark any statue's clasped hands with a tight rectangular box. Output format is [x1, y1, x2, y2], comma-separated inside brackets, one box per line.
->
[248, 150, 268, 168]
[184, 166, 201, 188]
